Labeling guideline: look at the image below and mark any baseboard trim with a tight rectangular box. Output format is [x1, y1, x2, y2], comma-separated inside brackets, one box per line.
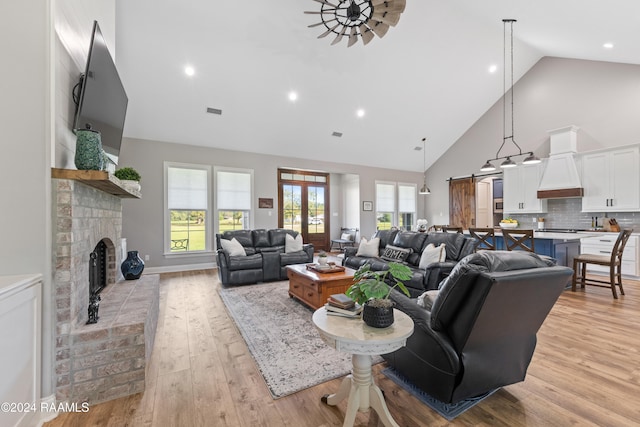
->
[143, 262, 216, 275]
[35, 394, 58, 426]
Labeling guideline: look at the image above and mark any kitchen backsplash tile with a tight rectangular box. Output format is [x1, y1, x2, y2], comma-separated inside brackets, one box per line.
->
[508, 198, 640, 231]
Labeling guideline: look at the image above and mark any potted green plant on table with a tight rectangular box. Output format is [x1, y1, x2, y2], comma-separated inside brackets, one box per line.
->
[317, 250, 328, 265]
[346, 262, 412, 328]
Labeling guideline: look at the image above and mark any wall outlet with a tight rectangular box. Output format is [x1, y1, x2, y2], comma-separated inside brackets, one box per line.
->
[144, 254, 150, 261]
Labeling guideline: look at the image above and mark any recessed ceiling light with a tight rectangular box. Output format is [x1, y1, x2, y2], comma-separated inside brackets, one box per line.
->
[184, 66, 195, 76]
[489, 64, 498, 73]
[356, 109, 365, 118]
[603, 43, 614, 49]
[288, 91, 298, 102]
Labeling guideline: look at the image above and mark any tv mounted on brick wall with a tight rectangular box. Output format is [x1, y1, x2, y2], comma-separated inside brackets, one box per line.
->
[73, 20, 128, 166]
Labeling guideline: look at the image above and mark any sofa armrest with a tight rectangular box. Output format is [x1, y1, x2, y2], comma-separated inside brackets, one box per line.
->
[344, 247, 358, 257]
[216, 249, 231, 285]
[303, 244, 314, 262]
[423, 261, 457, 290]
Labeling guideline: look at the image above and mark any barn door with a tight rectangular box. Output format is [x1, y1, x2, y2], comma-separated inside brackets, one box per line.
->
[449, 177, 476, 230]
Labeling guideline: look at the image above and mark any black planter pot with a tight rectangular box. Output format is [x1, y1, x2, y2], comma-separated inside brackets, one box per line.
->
[362, 301, 394, 328]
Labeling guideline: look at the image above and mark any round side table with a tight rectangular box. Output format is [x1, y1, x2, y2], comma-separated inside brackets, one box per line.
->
[312, 308, 414, 427]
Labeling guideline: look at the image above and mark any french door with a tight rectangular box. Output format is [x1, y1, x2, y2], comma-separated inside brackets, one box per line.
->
[278, 169, 330, 251]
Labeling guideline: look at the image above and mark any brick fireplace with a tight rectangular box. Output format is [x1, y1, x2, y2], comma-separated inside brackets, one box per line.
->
[52, 177, 159, 404]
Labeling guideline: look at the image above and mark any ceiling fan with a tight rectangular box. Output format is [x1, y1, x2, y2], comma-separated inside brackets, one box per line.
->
[305, 0, 406, 47]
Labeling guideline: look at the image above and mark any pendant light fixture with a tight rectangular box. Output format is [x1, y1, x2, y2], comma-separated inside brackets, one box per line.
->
[480, 19, 540, 172]
[419, 137, 431, 195]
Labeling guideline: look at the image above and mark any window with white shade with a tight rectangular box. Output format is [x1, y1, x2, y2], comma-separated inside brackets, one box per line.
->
[165, 162, 212, 253]
[216, 167, 253, 233]
[376, 182, 395, 230]
[398, 183, 417, 230]
[375, 181, 417, 231]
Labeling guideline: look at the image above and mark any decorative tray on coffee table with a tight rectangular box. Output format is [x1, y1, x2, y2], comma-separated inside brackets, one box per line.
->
[306, 263, 346, 273]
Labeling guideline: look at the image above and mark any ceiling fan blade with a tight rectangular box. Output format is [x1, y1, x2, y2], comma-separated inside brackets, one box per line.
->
[372, 0, 406, 11]
[347, 26, 358, 47]
[304, 10, 336, 14]
[359, 24, 375, 45]
[312, 0, 339, 7]
[318, 23, 340, 38]
[368, 20, 389, 38]
[331, 25, 349, 45]
[371, 10, 401, 26]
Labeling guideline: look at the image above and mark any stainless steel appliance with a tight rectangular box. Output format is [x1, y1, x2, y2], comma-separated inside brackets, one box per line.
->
[494, 198, 503, 213]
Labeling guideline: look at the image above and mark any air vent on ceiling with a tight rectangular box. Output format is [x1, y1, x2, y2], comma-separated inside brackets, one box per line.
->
[206, 107, 222, 115]
[332, 131, 343, 137]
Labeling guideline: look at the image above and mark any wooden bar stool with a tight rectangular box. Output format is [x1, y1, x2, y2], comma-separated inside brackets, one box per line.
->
[502, 229, 535, 252]
[469, 227, 496, 250]
[571, 229, 633, 299]
[442, 226, 463, 234]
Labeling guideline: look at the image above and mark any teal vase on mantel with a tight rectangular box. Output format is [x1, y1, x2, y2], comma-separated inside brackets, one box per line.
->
[74, 124, 103, 170]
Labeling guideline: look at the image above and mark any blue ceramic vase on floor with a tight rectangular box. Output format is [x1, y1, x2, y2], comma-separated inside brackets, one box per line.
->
[121, 250, 145, 280]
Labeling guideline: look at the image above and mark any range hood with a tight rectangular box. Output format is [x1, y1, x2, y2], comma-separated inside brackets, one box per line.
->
[537, 125, 584, 199]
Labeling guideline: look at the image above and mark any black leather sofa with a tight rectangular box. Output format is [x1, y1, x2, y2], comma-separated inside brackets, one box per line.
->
[215, 229, 314, 286]
[343, 229, 479, 296]
[384, 251, 573, 404]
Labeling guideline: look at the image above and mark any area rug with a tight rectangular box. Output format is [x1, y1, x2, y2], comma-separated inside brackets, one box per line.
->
[382, 367, 497, 421]
[219, 281, 373, 399]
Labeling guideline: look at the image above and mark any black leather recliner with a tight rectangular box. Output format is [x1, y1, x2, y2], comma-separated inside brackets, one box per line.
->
[384, 251, 573, 404]
[216, 229, 314, 286]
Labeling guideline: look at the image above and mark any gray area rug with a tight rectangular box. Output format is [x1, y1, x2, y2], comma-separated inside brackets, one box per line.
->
[219, 281, 362, 398]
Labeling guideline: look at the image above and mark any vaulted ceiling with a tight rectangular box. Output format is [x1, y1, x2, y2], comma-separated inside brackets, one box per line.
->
[115, 0, 640, 172]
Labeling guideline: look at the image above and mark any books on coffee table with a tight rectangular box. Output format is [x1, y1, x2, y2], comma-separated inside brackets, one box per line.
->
[324, 302, 362, 318]
[328, 293, 355, 309]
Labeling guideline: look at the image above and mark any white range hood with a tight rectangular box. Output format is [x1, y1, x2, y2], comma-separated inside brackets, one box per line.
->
[537, 125, 584, 199]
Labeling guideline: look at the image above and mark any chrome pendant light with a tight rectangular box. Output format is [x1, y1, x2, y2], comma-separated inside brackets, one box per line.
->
[480, 19, 540, 172]
[419, 137, 431, 195]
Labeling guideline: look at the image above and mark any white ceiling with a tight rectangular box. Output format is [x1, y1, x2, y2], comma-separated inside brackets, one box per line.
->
[115, 0, 640, 172]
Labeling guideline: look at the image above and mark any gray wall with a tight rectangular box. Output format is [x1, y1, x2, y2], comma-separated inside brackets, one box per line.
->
[118, 137, 423, 270]
[424, 57, 640, 226]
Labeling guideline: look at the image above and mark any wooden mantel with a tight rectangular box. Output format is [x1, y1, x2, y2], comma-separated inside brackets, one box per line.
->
[51, 168, 141, 198]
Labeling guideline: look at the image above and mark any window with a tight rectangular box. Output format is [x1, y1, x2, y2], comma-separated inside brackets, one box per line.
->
[375, 181, 417, 231]
[165, 163, 211, 253]
[398, 183, 417, 230]
[216, 168, 253, 233]
[376, 182, 395, 230]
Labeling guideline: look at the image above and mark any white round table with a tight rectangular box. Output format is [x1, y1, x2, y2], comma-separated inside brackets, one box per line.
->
[312, 308, 414, 427]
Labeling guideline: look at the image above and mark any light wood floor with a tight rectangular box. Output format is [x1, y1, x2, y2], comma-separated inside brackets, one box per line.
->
[45, 269, 640, 427]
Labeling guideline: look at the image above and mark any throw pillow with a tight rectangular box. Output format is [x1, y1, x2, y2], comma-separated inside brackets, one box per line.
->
[416, 289, 440, 310]
[381, 244, 412, 262]
[418, 243, 446, 269]
[340, 232, 352, 241]
[356, 237, 380, 257]
[220, 237, 246, 257]
[285, 233, 303, 253]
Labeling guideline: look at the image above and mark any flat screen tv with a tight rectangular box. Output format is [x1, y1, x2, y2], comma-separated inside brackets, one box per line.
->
[73, 20, 128, 165]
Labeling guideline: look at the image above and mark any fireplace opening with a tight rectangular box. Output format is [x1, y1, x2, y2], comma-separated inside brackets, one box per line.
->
[87, 240, 108, 324]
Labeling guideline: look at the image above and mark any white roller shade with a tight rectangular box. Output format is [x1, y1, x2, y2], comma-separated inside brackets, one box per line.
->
[376, 183, 395, 212]
[168, 167, 208, 210]
[217, 171, 251, 210]
[398, 184, 416, 212]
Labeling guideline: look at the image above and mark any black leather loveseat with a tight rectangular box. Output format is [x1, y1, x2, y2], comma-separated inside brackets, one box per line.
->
[343, 229, 478, 296]
[384, 251, 572, 404]
[216, 229, 314, 286]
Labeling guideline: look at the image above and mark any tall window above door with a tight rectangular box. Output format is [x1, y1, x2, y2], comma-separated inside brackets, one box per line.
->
[215, 167, 253, 233]
[165, 162, 211, 254]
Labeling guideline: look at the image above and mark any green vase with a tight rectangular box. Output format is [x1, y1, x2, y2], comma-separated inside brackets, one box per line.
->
[74, 125, 104, 170]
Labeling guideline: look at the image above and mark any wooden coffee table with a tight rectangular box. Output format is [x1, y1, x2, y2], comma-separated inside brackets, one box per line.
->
[286, 264, 356, 310]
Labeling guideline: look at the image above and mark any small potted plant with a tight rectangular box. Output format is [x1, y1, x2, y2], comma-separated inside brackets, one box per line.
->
[317, 250, 328, 266]
[114, 167, 142, 191]
[346, 262, 412, 328]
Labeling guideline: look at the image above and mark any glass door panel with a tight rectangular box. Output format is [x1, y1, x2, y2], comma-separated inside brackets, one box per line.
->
[281, 184, 302, 233]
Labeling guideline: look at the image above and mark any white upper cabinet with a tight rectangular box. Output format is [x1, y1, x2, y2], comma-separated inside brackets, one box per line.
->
[581, 145, 640, 212]
[503, 162, 548, 214]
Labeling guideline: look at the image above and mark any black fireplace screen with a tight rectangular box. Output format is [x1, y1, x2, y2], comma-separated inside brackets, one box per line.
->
[89, 240, 107, 296]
